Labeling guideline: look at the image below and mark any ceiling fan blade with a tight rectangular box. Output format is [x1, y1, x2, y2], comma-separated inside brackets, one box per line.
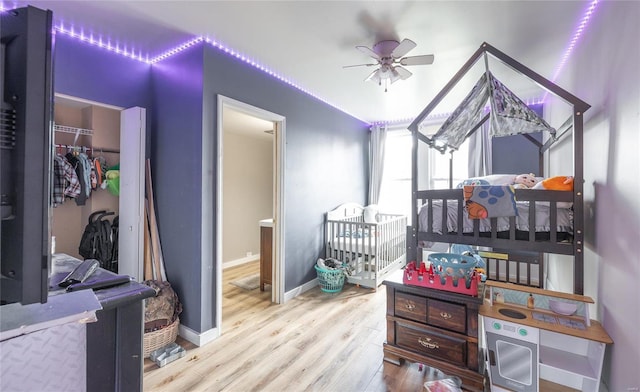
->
[343, 63, 378, 69]
[357, 45, 380, 60]
[365, 68, 382, 83]
[394, 66, 413, 80]
[399, 54, 435, 66]
[390, 38, 416, 58]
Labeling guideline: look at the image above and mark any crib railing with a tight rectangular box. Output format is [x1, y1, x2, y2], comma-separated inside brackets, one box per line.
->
[325, 213, 407, 288]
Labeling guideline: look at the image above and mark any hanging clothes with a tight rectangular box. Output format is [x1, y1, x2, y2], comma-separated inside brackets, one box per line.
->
[94, 156, 108, 187]
[52, 155, 65, 206]
[78, 152, 92, 197]
[53, 154, 81, 203]
[66, 152, 87, 206]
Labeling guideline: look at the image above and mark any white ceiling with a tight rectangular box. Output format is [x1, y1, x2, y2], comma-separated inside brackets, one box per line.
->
[10, 1, 590, 124]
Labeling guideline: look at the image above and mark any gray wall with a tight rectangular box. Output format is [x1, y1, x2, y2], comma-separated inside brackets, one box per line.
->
[53, 35, 152, 113]
[549, 2, 639, 390]
[202, 43, 369, 306]
[147, 43, 369, 333]
[492, 104, 544, 176]
[54, 36, 369, 335]
[148, 47, 206, 331]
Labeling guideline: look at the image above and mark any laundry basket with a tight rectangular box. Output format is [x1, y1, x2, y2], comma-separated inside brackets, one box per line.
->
[314, 264, 346, 293]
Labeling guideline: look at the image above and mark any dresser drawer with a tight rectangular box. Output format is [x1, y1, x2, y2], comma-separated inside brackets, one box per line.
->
[427, 299, 466, 334]
[395, 292, 427, 323]
[395, 321, 467, 367]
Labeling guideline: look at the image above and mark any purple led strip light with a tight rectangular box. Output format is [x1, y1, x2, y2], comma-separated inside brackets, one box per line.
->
[386, 0, 600, 126]
[551, 0, 599, 83]
[0, 4, 152, 62]
[54, 24, 150, 63]
[0, 1, 600, 125]
[148, 35, 355, 117]
[541, 0, 599, 103]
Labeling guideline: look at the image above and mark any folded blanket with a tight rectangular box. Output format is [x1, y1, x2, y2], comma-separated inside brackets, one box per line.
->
[463, 185, 517, 219]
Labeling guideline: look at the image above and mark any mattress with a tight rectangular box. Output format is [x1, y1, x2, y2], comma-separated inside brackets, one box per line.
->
[329, 236, 377, 255]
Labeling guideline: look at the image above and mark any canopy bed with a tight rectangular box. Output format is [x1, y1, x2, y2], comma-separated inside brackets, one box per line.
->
[408, 42, 589, 295]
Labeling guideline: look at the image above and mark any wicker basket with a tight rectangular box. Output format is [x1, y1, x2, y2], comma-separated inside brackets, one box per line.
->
[143, 317, 179, 358]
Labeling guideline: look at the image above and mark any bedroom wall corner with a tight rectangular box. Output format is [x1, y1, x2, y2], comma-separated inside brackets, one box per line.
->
[149, 42, 207, 334]
[552, 2, 640, 391]
[202, 44, 369, 294]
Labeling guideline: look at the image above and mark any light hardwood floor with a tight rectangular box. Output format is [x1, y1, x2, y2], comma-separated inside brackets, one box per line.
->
[143, 261, 450, 392]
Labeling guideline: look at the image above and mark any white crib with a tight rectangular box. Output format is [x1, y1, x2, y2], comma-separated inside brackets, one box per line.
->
[325, 203, 407, 290]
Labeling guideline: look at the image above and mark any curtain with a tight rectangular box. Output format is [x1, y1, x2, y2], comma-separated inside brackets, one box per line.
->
[368, 124, 387, 205]
[468, 121, 492, 177]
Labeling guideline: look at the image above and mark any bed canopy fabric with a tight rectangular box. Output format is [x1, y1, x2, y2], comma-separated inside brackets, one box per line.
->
[429, 71, 555, 152]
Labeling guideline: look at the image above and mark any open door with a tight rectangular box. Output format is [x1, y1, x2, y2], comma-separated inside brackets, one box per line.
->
[216, 95, 285, 334]
[118, 107, 146, 281]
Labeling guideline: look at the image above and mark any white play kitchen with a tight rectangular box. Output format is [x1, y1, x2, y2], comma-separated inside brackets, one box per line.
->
[479, 281, 613, 392]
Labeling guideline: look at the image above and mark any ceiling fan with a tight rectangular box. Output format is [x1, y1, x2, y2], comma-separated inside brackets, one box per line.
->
[344, 38, 434, 91]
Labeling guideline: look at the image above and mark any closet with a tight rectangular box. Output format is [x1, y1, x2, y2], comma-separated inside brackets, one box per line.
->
[51, 95, 145, 281]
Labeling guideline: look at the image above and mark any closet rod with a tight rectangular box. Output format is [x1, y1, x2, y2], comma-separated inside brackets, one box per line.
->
[55, 143, 120, 154]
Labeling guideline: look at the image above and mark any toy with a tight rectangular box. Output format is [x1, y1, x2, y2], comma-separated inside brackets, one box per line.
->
[403, 260, 480, 296]
[512, 173, 539, 189]
[533, 175, 574, 191]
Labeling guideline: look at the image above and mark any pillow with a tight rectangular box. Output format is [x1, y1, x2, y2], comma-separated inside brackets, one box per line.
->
[363, 204, 379, 223]
[532, 176, 574, 191]
[457, 174, 518, 188]
[532, 176, 574, 208]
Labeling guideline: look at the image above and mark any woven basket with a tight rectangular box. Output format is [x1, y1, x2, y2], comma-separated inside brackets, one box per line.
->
[143, 317, 179, 358]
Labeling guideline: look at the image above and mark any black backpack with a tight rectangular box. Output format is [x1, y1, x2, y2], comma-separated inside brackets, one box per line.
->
[110, 215, 119, 271]
[79, 210, 115, 270]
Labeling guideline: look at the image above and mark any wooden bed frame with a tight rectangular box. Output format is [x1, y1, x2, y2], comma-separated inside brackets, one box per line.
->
[408, 43, 589, 295]
[325, 203, 407, 290]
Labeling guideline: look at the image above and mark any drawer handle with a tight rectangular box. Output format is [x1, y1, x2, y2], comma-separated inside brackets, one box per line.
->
[439, 312, 452, 319]
[418, 337, 439, 350]
[405, 302, 416, 311]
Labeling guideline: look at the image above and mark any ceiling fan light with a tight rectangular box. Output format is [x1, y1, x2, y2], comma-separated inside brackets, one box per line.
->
[390, 68, 402, 84]
[365, 68, 381, 82]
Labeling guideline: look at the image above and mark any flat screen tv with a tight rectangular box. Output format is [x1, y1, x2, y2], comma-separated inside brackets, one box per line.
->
[1, 6, 53, 305]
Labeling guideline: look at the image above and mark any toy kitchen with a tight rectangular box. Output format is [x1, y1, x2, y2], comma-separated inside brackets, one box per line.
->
[479, 281, 613, 392]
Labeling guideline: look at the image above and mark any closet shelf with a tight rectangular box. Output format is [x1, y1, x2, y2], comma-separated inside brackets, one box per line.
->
[54, 124, 93, 136]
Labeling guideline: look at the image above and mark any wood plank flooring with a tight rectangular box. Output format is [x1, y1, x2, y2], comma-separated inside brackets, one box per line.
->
[143, 262, 453, 392]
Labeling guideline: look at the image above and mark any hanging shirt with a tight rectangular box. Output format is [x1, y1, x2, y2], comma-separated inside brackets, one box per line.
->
[66, 152, 87, 206]
[52, 155, 65, 205]
[55, 154, 81, 200]
[79, 152, 92, 197]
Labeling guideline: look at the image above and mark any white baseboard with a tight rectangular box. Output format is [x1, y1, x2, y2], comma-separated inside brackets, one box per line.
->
[178, 323, 220, 347]
[284, 278, 318, 303]
[223, 254, 259, 269]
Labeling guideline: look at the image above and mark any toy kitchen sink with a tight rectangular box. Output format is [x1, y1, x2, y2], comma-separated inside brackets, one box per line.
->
[479, 281, 613, 392]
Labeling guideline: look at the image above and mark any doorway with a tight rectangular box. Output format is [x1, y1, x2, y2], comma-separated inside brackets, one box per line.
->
[216, 95, 285, 334]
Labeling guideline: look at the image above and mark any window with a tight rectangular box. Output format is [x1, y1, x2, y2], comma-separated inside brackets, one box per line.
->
[378, 128, 468, 224]
[378, 130, 412, 220]
[427, 142, 469, 190]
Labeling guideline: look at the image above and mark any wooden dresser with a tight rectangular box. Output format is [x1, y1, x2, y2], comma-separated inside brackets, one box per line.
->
[259, 222, 272, 291]
[383, 270, 484, 391]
